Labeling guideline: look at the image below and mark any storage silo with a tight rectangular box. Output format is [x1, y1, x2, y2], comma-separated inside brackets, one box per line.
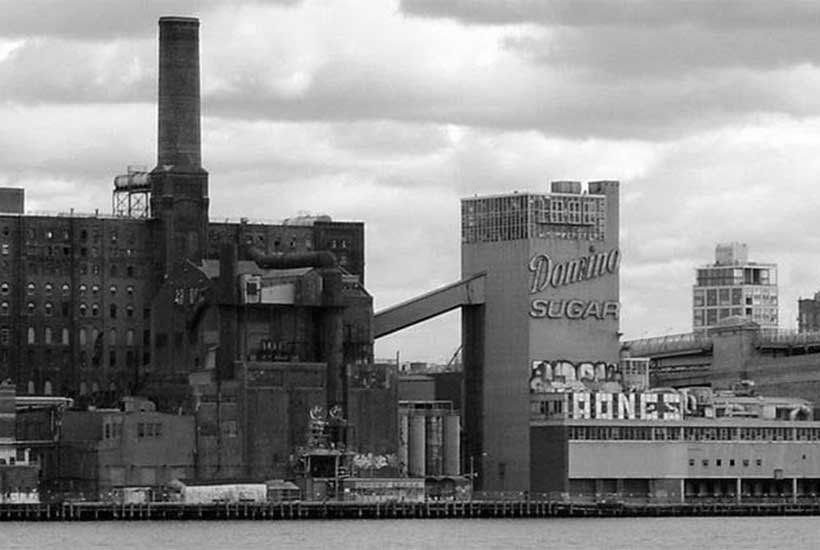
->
[443, 413, 461, 476]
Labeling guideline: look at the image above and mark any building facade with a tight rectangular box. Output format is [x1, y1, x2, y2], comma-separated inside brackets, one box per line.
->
[693, 243, 778, 332]
[798, 292, 820, 333]
[530, 385, 820, 501]
[461, 180, 621, 492]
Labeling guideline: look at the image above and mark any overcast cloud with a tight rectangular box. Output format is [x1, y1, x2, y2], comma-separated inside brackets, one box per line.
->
[2, 0, 819, 362]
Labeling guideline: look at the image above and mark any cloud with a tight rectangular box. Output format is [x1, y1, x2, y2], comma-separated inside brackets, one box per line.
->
[400, 0, 820, 30]
[0, 0, 300, 39]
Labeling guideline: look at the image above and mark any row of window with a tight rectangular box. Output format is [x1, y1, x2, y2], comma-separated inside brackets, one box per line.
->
[12, 326, 138, 346]
[3, 302, 138, 319]
[567, 426, 820, 441]
[1, 282, 137, 296]
[11, 227, 139, 245]
[690, 458, 764, 468]
[137, 422, 163, 439]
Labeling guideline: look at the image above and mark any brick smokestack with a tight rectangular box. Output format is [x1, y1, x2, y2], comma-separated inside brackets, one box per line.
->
[151, 16, 209, 274]
[157, 16, 201, 169]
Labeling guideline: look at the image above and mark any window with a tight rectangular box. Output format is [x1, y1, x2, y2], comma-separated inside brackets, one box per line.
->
[61, 283, 70, 295]
[26, 282, 35, 295]
[79, 329, 86, 346]
[0, 244, 8, 256]
[0, 283, 8, 295]
[91, 285, 99, 295]
[126, 305, 134, 318]
[109, 285, 117, 295]
[126, 329, 134, 346]
[91, 304, 99, 317]
[0, 327, 10, 345]
[44, 302, 53, 316]
[126, 266, 134, 277]
[716, 459, 722, 467]
[110, 304, 117, 319]
[109, 350, 116, 367]
[756, 458, 762, 467]
[79, 303, 87, 317]
[688, 458, 695, 466]
[44, 283, 53, 295]
[126, 285, 134, 296]
[109, 329, 116, 346]
[44, 327, 52, 345]
[743, 459, 750, 467]
[729, 459, 735, 467]
[79, 284, 87, 294]
[0, 302, 8, 316]
[702, 459, 709, 467]
[27, 326, 35, 344]
[26, 302, 35, 315]
[44, 380, 52, 396]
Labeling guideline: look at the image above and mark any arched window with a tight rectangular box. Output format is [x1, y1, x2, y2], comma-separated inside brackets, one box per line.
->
[91, 284, 99, 295]
[44, 283, 53, 295]
[126, 304, 134, 318]
[62, 328, 69, 345]
[109, 285, 117, 295]
[0, 302, 8, 316]
[26, 326, 35, 344]
[61, 283, 70, 295]
[26, 302, 35, 315]
[79, 381, 88, 396]
[0, 283, 9, 295]
[44, 302, 53, 316]
[26, 282, 35, 295]
[91, 304, 99, 317]
[91, 382, 99, 393]
[126, 329, 134, 346]
[27, 380, 35, 395]
[79, 328, 86, 346]
[126, 285, 134, 296]
[44, 327, 52, 345]
[79, 284, 87, 294]
[109, 329, 117, 346]
[109, 304, 117, 319]
[44, 380, 52, 396]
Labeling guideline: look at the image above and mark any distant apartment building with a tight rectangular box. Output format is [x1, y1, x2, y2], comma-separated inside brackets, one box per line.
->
[798, 292, 820, 333]
[693, 243, 778, 332]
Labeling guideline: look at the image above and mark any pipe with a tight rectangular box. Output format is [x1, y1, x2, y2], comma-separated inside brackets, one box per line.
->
[245, 245, 337, 269]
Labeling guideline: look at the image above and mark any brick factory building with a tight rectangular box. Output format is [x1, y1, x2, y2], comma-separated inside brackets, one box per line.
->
[0, 16, 394, 489]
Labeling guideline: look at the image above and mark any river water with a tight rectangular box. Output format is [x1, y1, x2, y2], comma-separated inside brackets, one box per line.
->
[0, 517, 816, 549]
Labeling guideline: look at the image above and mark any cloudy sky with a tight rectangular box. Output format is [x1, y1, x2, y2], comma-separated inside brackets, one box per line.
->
[2, 0, 820, 363]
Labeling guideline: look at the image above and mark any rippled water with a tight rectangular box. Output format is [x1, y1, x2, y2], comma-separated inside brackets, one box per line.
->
[1, 517, 816, 550]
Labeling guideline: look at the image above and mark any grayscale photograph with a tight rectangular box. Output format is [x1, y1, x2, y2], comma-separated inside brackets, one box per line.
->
[0, 1, 818, 548]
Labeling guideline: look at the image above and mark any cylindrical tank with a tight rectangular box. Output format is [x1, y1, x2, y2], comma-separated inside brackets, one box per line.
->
[425, 414, 443, 476]
[443, 414, 460, 476]
[408, 415, 426, 477]
[398, 413, 410, 476]
[157, 16, 201, 169]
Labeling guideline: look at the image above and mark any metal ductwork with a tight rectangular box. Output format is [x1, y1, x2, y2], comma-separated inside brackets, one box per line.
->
[245, 245, 337, 269]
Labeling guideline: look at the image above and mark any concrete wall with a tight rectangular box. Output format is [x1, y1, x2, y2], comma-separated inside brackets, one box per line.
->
[567, 440, 820, 479]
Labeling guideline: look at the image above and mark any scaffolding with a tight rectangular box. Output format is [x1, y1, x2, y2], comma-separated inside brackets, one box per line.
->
[112, 166, 151, 218]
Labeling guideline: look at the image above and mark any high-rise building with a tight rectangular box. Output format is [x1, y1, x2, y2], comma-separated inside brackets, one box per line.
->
[692, 243, 778, 332]
[798, 292, 820, 333]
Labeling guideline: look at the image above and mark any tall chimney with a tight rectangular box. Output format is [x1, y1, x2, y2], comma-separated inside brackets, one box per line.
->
[157, 16, 201, 169]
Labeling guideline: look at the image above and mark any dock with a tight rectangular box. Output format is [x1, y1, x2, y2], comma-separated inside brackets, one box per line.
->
[1, 500, 820, 521]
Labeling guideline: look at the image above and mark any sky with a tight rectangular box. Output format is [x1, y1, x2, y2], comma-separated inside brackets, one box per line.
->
[2, 0, 820, 363]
